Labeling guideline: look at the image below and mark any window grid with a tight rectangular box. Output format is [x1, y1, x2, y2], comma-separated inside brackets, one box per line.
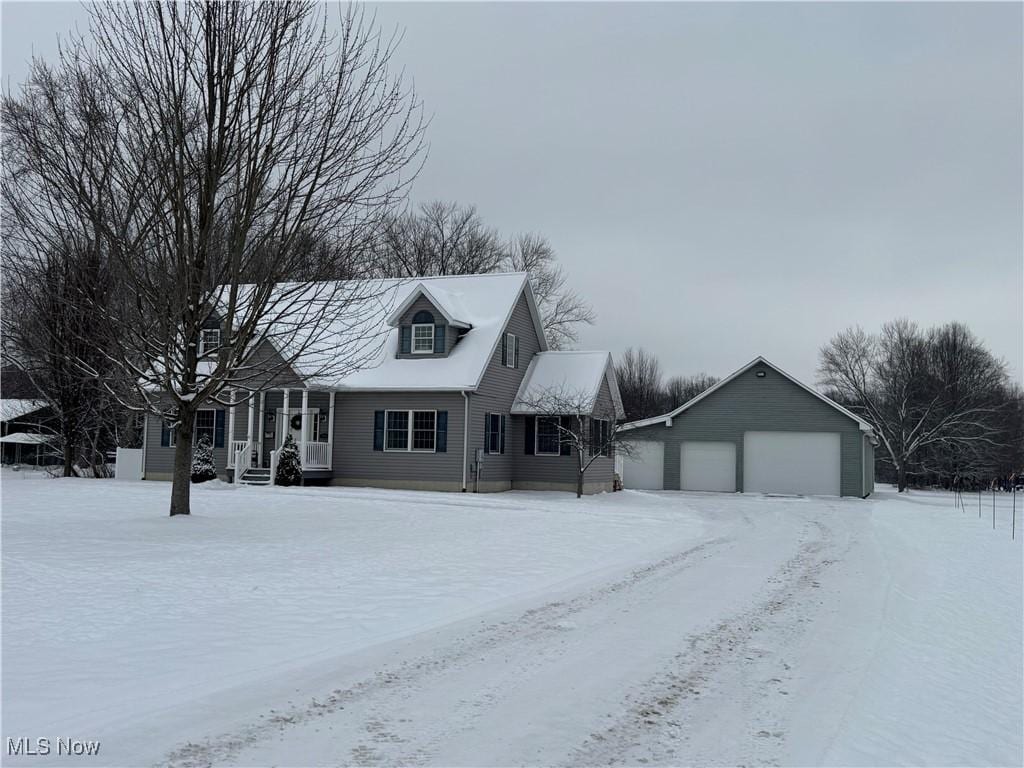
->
[195, 409, 215, 445]
[536, 416, 561, 456]
[487, 413, 503, 454]
[200, 329, 221, 356]
[385, 411, 409, 450]
[412, 411, 436, 451]
[412, 324, 434, 354]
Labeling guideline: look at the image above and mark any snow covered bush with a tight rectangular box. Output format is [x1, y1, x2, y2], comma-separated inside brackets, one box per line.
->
[190, 436, 217, 483]
[275, 435, 302, 486]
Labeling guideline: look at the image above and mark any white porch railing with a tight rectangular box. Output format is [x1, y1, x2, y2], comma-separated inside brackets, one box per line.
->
[303, 441, 331, 469]
[226, 440, 250, 469]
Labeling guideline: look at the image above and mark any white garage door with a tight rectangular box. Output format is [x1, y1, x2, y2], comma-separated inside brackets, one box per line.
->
[743, 431, 841, 496]
[621, 440, 664, 490]
[680, 441, 736, 492]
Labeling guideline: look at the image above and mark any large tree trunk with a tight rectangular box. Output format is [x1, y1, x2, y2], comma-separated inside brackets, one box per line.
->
[897, 461, 908, 493]
[576, 470, 584, 499]
[62, 440, 74, 477]
[169, 416, 195, 516]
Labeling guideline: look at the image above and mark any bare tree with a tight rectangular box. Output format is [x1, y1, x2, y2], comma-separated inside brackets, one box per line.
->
[614, 347, 665, 422]
[819, 319, 1010, 491]
[503, 233, 595, 349]
[663, 373, 719, 411]
[2, 2, 425, 515]
[516, 385, 625, 498]
[375, 200, 505, 277]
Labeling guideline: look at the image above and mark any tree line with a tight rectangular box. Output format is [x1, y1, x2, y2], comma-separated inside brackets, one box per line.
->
[820, 319, 1022, 492]
[613, 347, 720, 422]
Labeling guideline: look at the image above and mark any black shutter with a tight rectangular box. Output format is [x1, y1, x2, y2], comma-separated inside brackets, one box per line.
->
[525, 415, 535, 455]
[560, 416, 572, 455]
[501, 334, 508, 366]
[214, 410, 225, 448]
[500, 414, 506, 454]
[435, 325, 445, 353]
[483, 413, 491, 454]
[160, 419, 171, 447]
[514, 336, 519, 368]
[400, 326, 411, 354]
[436, 411, 447, 452]
[373, 410, 385, 451]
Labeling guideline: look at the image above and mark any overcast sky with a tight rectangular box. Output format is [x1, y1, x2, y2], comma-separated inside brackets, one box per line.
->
[3, 2, 1021, 385]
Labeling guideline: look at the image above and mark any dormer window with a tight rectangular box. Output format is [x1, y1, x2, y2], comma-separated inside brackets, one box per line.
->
[411, 311, 435, 354]
[200, 328, 221, 356]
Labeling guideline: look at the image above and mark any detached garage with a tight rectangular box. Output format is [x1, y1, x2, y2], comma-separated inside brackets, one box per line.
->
[619, 357, 875, 498]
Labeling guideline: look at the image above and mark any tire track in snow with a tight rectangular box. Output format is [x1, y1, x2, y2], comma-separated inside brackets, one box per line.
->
[160, 536, 732, 768]
[565, 518, 842, 767]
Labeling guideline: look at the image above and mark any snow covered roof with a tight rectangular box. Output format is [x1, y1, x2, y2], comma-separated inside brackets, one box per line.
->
[385, 282, 472, 329]
[620, 356, 874, 433]
[0, 399, 47, 423]
[512, 352, 625, 419]
[0, 431, 50, 444]
[243, 272, 548, 391]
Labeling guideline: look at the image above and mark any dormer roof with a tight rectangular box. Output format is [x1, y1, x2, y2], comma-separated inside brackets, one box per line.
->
[385, 281, 473, 329]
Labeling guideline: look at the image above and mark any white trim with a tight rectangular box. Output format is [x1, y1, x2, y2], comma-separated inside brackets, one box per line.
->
[383, 409, 438, 453]
[535, 415, 561, 456]
[484, 412, 506, 455]
[619, 356, 875, 433]
[199, 328, 221, 356]
[328, 391, 336, 451]
[411, 323, 435, 354]
[504, 333, 517, 368]
[511, 351, 625, 420]
[386, 282, 472, 329]
[277, 406, 319, 446]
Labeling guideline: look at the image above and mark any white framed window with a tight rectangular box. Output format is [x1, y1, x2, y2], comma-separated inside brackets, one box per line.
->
[504, 333, 518, 368]
[195, 409, 216, 445]
[412, 411, 437, 451]
[536, 416, 561, 456]
[590, 418, 610, 457]
[412, 324, 435, 354]
[485, 412, 505, 454]
[200, 328, 221, 356]
[384, 410, 436, 452]
[385, 410, 409, 450]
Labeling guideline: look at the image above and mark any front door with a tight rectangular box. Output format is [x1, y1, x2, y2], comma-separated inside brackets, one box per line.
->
[276, 408, 319, 449]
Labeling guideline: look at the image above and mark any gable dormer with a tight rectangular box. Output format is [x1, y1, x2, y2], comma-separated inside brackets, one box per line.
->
[388, 282, 472, 359]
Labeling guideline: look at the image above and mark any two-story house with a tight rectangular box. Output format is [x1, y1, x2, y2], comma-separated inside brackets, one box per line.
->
[141, 272, 624, 494]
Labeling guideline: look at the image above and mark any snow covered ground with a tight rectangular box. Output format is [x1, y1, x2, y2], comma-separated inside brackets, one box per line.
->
[2, 474, 1021, 766]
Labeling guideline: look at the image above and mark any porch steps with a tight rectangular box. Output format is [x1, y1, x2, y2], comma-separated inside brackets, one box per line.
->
[238, 467, 272, 487]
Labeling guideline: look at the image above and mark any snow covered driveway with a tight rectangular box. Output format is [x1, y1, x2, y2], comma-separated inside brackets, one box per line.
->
[2, 477, 1021, 766]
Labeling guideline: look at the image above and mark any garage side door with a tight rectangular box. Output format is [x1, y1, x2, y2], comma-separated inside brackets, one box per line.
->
[743, 431, 841, 496]
[680, 441, 736, 492]
[621, 440, 664, 490]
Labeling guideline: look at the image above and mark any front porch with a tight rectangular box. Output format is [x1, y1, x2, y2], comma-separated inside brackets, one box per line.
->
[226, 387, 335, 484]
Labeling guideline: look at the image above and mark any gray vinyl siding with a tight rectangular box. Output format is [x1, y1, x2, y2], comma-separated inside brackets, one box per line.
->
[143, 406, 229, 478]
[467, 290, 543, 488]
[331, 391, 465, 486]
[625, 366, 867, 497]
[395, 296, 459, 359]
[510, 377, 617, 492]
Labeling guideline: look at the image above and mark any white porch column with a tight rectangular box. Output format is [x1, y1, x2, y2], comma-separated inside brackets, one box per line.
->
[228, 389, 237, 451]
[282, 388, 290, 452]
[257, 391, 266, 466]
[300, 389, 309, 472]
[246, 392, 254, 447]
[327, 391, 336, 469]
